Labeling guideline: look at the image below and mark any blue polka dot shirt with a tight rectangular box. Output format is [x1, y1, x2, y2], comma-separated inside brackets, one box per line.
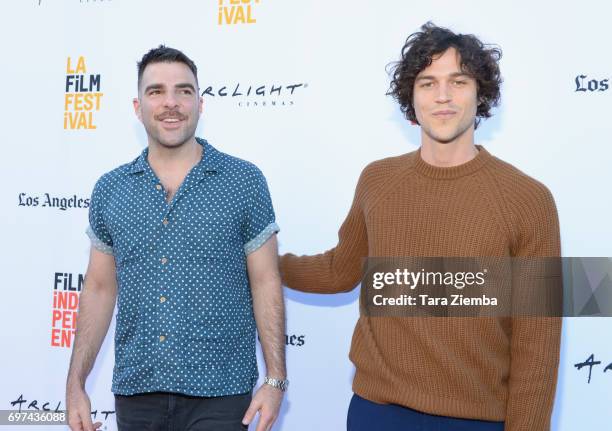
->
[86, 138, 279, 396]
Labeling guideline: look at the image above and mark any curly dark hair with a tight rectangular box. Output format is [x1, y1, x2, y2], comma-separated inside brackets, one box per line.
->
[387, 22, 502, 128]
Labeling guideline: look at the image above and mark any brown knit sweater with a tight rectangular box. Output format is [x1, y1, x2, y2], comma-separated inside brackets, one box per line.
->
[280, 146, 561, 430]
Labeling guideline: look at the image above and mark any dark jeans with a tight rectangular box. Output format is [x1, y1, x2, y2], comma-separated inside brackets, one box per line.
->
[114, 391, 251, 431]
[347, 394, 505, 431]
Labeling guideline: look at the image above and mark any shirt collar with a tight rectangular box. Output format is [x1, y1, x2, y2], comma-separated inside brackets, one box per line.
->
[127, 137, 222, 175]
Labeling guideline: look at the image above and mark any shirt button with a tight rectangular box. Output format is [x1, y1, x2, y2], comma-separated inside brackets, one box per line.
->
[155, 184, 162, 191]
[161, 257, 168, 265]
[160, 296, 167, 303]
[159, 335, 166, 342]
[162, 218, 169, 226]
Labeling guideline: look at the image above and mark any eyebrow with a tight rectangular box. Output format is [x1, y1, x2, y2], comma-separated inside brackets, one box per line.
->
[415, 72, 472, 81]
[175, 83, 197, 92]
[144, 83, 163, 93]
[144, 83, 197, 93]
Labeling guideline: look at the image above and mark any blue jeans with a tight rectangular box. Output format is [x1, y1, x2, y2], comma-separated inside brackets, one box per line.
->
[347, 394, 505, 431]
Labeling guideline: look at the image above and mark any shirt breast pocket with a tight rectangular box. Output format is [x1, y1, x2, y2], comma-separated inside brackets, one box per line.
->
[181, 210, 242, 260]
[110, 221, 156, 268]
[105, 192, 161, 265]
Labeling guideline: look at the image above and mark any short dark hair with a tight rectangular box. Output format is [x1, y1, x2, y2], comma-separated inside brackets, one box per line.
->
[387, 22, 502, 128]
[137, 45, 199, 90]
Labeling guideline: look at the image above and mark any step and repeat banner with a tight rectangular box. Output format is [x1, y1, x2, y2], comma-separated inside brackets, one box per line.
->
[1, 0, 611, 430]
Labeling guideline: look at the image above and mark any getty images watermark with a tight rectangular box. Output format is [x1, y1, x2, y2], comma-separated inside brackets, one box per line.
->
[360, 257, 612, 318]
[0, 410, 66, 425]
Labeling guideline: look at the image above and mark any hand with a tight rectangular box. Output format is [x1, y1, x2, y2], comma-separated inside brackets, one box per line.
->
[242, 383, 284, 431]
[66, 385, 102, 431]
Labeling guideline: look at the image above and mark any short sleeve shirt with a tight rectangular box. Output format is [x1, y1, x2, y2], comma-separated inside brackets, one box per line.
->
[86, 138, 279, 396]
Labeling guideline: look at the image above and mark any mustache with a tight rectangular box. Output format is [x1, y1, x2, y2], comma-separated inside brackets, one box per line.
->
[155, 111, 186, 121]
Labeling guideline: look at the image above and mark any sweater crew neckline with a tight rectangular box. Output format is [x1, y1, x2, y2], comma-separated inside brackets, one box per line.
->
[413, 145, 491, 180]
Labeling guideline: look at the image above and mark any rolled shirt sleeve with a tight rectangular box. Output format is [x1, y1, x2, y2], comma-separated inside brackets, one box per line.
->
[86, 177, 114, 255]
[242, 168, 279, 255]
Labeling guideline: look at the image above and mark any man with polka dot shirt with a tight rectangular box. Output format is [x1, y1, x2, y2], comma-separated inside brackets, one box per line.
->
[66, 46, 287, 431]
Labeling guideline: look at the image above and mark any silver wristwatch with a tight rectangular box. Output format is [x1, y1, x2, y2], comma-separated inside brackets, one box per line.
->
[264, 376, 289, 392]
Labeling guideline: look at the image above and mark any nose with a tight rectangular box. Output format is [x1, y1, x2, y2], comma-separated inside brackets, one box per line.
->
[435, 82, 452, 104]
[163, 91, 179, 108]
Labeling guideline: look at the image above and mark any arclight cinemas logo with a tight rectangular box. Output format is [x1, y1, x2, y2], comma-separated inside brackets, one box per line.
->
[202, 82, 307, 108]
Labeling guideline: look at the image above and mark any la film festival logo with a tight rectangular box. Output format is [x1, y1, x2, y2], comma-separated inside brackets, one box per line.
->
[64, 56, 104, 130]
[218, 0, 261, 25]
[50, 272, 84, 348]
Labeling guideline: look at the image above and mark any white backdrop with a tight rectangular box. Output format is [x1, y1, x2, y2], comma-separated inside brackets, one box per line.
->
[1, 1, 611, 430]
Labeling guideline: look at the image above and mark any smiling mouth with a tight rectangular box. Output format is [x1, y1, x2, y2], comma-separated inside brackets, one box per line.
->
[158, 117, 185, 130]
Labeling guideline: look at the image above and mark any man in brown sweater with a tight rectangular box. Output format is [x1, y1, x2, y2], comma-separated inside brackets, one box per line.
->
[280, 23, 561, 430]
